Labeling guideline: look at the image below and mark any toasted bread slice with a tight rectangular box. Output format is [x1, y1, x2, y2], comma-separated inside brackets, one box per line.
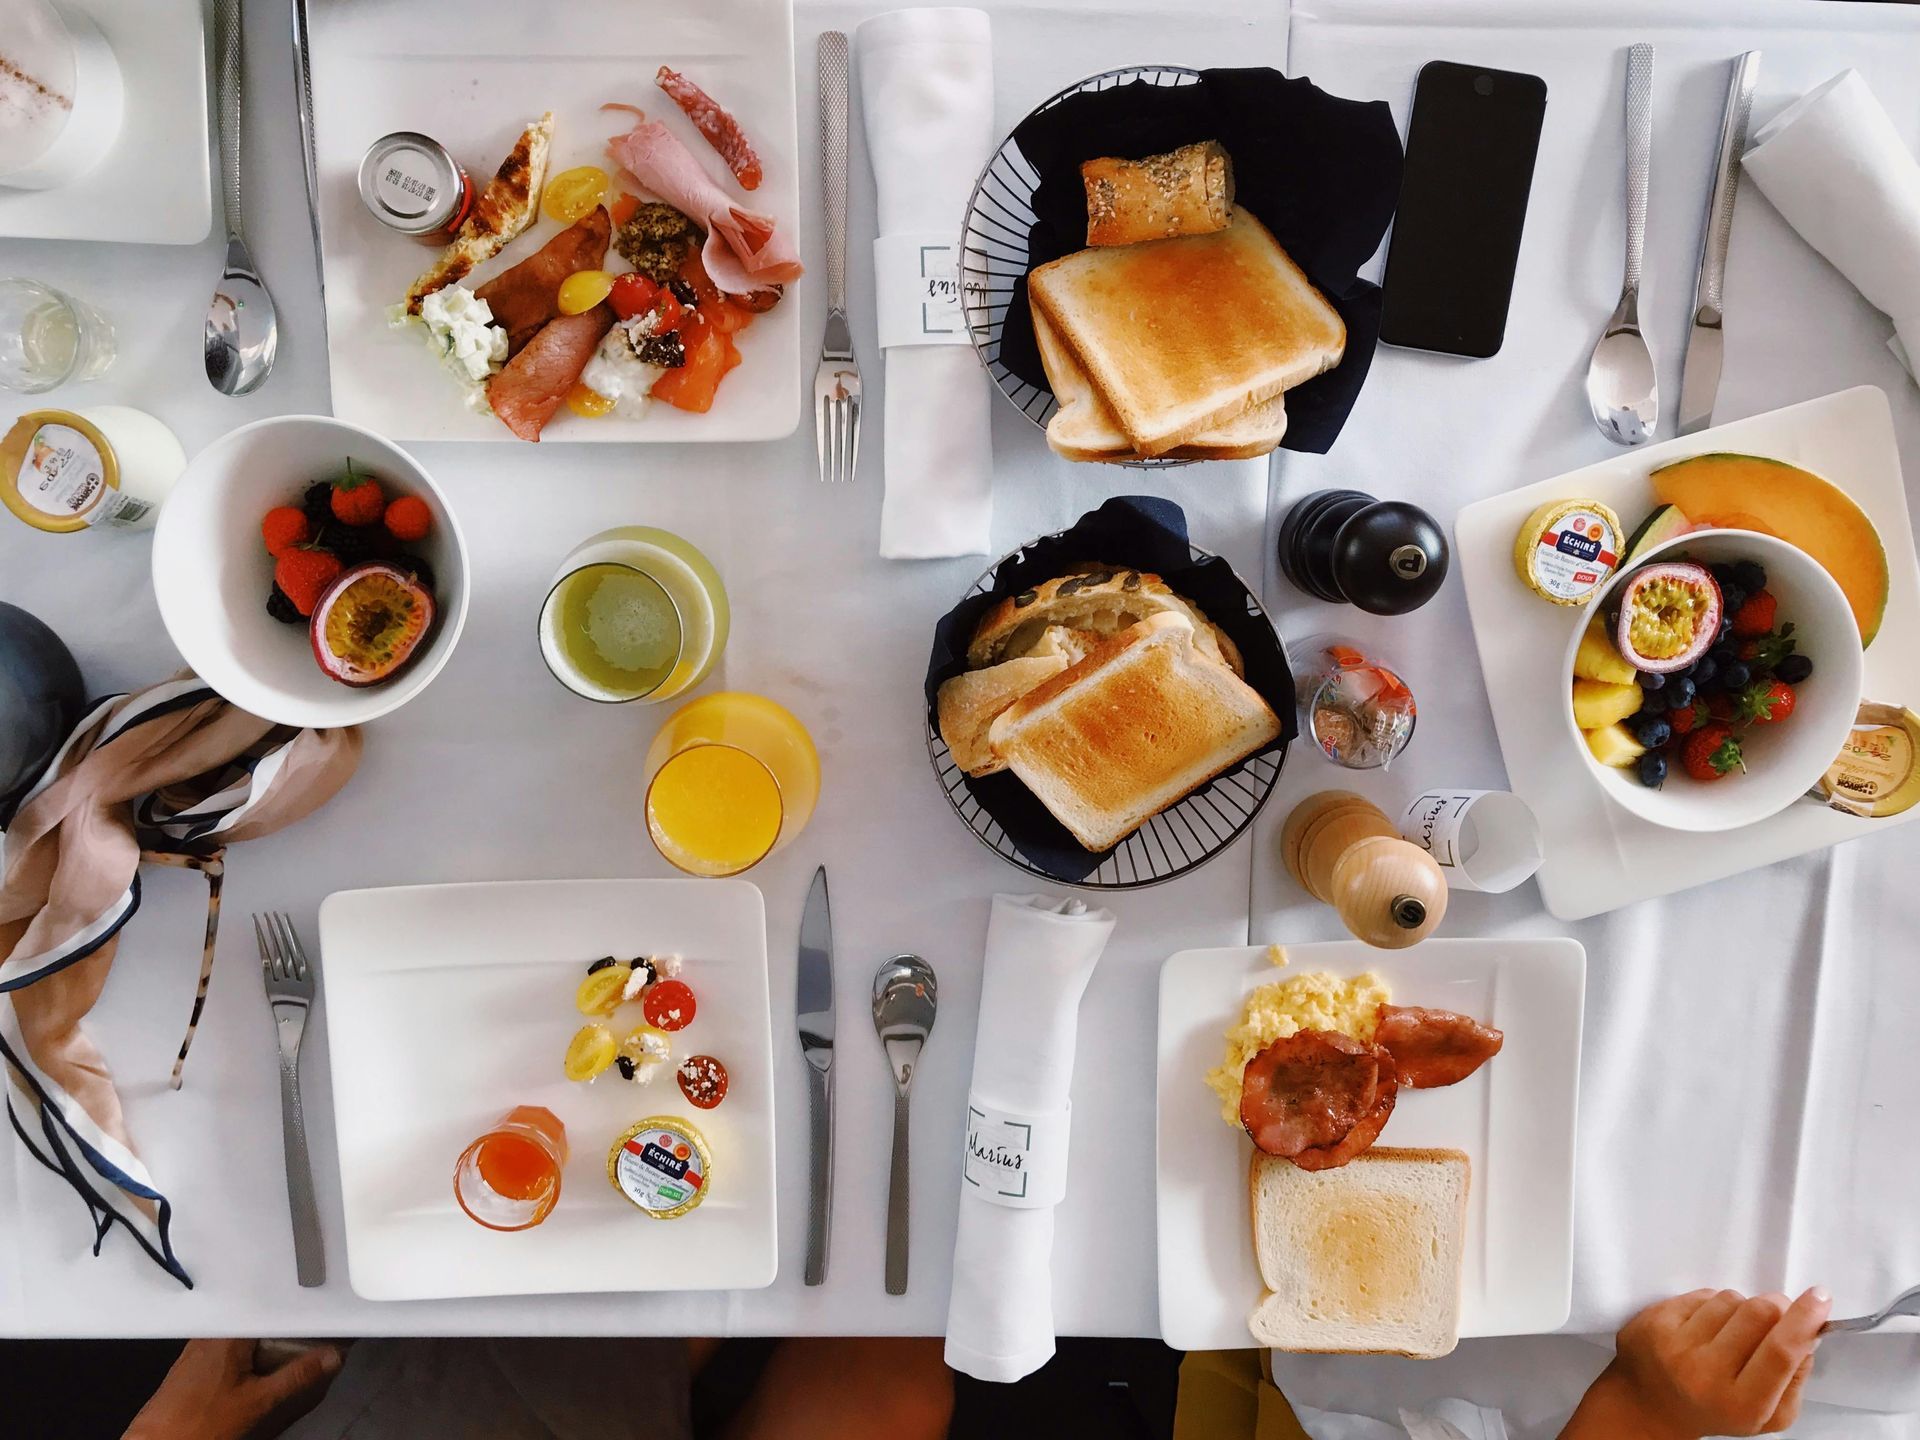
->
[407, 112, 554, 313]
[986, 613, 1280, 851]
[1028, 207, 1342, 456]
[1034, 305, 1287, 462]
[967, 566, 1239, 675]
[1247, 1147, 1469, 1359]
[936, 654, 1071, 777]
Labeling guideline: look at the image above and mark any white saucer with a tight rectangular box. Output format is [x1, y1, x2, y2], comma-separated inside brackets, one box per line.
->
[0, 0, 211, 244]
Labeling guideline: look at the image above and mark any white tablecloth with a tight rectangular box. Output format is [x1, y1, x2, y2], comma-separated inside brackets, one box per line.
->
[1256, 0, 1920, 1426]
[0, 0, 1283, 1337]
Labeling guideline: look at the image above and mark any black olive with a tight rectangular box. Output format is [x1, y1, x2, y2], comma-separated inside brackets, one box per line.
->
[587, 956, 617, 975]
[615, 1055, 637, 1081]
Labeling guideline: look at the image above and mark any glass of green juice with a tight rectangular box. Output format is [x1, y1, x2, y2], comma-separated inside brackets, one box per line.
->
[538, 527, 730, 704]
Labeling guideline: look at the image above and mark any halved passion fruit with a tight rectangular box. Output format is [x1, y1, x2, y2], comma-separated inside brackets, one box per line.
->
[1613, 561, 1721, 673]
[310, 561, 436, 687]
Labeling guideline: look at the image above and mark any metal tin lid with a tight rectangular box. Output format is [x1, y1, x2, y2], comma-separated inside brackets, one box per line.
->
[0, 409, 121, 535]
[607, 1115, 711, 1219]
[357, 132, 463, 234]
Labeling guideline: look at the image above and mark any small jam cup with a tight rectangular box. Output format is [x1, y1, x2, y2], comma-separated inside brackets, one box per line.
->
[454, 1104, 568, 1231]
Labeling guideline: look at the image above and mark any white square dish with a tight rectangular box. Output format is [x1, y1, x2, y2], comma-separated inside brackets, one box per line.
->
[309, 0, 801, 443]
[1156, 939, 1584, 1352]
[319, 879, 776, 1301]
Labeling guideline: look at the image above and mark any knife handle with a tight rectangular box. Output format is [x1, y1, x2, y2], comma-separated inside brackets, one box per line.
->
[1696, 51, 1760, 317]
[804, 1061, 833, 1285]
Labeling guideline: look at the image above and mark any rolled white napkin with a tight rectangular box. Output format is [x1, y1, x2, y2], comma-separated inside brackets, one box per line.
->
[944, 892, 1116, 1383]
[1743, 70, 1920, 383]
[855, 7, 996, 559]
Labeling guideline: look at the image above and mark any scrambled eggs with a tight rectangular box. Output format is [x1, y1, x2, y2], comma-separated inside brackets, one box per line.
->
[1204, 970, 1392, 1125]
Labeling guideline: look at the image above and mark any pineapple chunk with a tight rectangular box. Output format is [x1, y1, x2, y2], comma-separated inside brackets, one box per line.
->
[1585, 722, 1647, 768]
[1571, 679, 1643, 730]
[1572, 619, 1637, 685]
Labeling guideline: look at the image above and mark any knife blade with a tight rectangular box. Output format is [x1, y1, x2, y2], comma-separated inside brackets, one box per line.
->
[1679, 50, 1760, 435]
[797, 866, 835, 1285]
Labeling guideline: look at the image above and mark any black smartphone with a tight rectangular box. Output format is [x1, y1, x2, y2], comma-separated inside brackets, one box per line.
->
[1379, 61, 1548, 358]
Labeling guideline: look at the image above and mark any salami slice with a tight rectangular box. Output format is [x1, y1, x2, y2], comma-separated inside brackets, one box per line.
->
[1289, 1050, 1399, 1172]
[656, 66, 764, 191]
[1239, 1030, 1380, 1158]
[1374, 1004, 1505, 1089]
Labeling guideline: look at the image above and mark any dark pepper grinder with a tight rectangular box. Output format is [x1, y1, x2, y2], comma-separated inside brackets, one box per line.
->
[1277, 488, 1450, 616]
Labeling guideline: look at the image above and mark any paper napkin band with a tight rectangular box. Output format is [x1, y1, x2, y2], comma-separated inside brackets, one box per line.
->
[874, 232, 969, 349]
[962, 1095, 1070, 1209]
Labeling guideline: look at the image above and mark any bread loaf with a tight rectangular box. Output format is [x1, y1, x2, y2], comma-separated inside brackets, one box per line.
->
[1082, 140, 1235, 247]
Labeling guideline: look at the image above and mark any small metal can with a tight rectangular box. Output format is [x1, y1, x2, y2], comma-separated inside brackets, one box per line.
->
[357, 131, 474, 242]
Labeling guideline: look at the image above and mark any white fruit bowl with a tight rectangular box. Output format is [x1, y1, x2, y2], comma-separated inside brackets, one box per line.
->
[1562, 529, 1864, 833]
[153, 415, 470, 729]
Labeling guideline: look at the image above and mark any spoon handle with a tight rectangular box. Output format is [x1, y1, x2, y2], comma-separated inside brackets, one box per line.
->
[885, 1091, 910, 1295]
[1623, 43, 1654, 297]
[215, 0, 244, 241]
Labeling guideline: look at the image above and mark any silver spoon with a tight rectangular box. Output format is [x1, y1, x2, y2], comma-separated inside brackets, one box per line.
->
[872, 954, 936, 1296]
[1824, 1281, 1920, 1334]
[205, 0, 278, 395]
[1586, 42, 1657, 446]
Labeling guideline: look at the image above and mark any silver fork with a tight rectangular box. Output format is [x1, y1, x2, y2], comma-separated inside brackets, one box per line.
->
[1825, 1281, 1920, 1334]
[814, 31, 860, 484]
[255, 912, 324, 1288]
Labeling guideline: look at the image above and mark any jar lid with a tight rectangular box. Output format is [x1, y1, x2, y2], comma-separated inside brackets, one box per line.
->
[607, 1115, 711, 1219]
[357, 132, 464, 234]
[1817, 702, 1920, 818]
[0, 409, 120, 534]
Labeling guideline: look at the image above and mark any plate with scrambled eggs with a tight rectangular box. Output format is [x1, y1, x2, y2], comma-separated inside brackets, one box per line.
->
[1155, 939, 1585, 1352]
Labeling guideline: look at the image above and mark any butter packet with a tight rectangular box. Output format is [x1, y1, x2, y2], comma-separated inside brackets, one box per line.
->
[1816, 702, 1920, 817]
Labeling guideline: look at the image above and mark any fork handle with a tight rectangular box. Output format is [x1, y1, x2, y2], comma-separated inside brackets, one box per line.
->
[818, 32, 850, 317]
[277, 1041, 325, 1287]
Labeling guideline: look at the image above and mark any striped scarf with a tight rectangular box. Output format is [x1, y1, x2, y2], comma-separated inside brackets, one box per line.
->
[0, 677, 360, 1285]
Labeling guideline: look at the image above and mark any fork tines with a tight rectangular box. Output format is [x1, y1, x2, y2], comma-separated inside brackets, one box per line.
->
[254, 911, 313, 992]
[814, 338, 861, 484]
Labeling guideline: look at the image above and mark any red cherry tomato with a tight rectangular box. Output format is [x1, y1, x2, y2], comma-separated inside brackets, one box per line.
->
[650, 290, 685, 334]
[643, 979, 697, 1032]
[608, 272, 659, 321]
[677, 1055, 729, 1110]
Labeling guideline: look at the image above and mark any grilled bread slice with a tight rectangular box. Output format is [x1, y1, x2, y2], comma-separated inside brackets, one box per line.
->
[1028, 207, 1342, 456]
[1247, 1147, 1470, 1359]
[986, 613, 1280, 851]
[967, 566, 1241, 675]
[1034, 305, 1287, 462]
[406, 112, 555, 313]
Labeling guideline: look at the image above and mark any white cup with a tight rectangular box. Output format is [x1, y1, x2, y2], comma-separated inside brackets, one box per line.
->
[1400, 790, 1543, 894]
[0, 0, 125, 191]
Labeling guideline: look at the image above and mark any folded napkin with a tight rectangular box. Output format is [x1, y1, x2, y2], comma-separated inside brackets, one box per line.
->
[855, 7, 996, 560]
[1743, 70, 1920, 384]
[0, 677, 359, 1285]
[945, 892, 1116, 1382]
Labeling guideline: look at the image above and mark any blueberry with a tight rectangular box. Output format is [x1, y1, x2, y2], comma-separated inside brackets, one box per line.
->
[1638, 752, 1668, 789]
[1639, 688, 1669, 714]
[1721, 660, 1752, 691]
[1709, 563, 1737, 585]
[1733, 560, 1767, 593]
[1718, 616, 1735, 640]
[1711, 643, 1739, 668]
[1638, 670, 1666, 691]
[1692, 654, 1718, 688]
[1634, 717, 1673, 748]
[1666, 676, 1696, 709]
[1776, 653, 1813, 684]
[1720, 586, 1747, 615]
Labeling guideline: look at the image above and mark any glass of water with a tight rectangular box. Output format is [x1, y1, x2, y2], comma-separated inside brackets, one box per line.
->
[0, 278, 115, 393]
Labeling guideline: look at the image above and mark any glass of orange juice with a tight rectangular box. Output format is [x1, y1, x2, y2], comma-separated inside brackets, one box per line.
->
[454, 1105, 568, 1231]
[643, 693, 820, 877]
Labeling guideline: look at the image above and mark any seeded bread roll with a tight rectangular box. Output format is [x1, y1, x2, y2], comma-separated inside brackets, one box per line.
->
[1082, 141, 1235, 248]
[966, 565, 1241, 675]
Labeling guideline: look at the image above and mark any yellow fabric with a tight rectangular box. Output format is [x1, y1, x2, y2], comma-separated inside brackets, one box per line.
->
[1174, 1350, 1312, 1440]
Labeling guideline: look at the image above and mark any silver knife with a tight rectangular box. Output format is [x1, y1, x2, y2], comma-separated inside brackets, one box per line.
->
[797, 867, 835, 1285]
[1679, 51, 1760, 435]
[290, 0, 326, 320]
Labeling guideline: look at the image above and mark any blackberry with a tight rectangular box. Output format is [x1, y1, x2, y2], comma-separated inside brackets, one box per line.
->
[265, 585, 302, 625]
[302, 480, 334, 524]
[1732, 560, 1767, 594]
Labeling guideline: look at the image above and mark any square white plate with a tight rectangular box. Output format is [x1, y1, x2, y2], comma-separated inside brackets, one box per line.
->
[0, 0, 210, 244]
[309, 0, 801, 443]
[1455, 387, 1920, 920]
[1156, 939, 1584, 1352]
[319, 879, 777, 1301]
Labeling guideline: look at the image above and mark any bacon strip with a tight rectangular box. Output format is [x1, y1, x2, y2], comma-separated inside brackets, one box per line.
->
[486, 305, 615, 442]
[656, 66, 763, 191]
[605, 112, 803, 296]
[1374, 1005, 1505, 1089]
[1290, 1051, 1399, 1172]
[1239, 1030, 1380, 1158]
[475, 207, 611, 357]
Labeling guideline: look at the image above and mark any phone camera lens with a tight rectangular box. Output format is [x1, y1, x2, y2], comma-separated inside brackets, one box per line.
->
[1474, 73, 1494, 96]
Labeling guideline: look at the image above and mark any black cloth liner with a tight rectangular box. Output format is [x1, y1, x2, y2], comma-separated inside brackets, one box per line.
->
[997, 68, 1404, 455]
[925, 496, 1297, 883]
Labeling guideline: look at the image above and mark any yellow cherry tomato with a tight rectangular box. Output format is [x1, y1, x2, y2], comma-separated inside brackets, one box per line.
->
[575, 966, 627, 1014]
[557, 269, 614, 316]
[542, 165, 610, 225]
[565, 381, 617, 418]
[564, 1023, 617, 1082]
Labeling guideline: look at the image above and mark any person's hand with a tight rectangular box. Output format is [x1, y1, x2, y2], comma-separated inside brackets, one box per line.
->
[1563, 1287, 1831, 1440]
[123, 1338, 342, 1440]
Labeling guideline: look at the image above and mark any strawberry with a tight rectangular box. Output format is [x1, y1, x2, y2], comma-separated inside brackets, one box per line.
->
[1669, 702, 1702, 736]
[274, 547, 344, 617]
[382, 494, 432, 543]
[1680, 723, 1745, 783]
[329, 460, 386, 527]
[1706, 693, 1735, 722]
[1736, 679, 1797, 725]
[1729, 590, 1777, 638]
[261, 506, 311, 557]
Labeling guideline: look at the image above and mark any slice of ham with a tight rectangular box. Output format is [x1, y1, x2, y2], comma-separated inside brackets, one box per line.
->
[605, 113, 803, 296]
[1239, 1030, 1381, 1158]
[487, 304, 616, 442]
[1374, 1004, 1505, 1089]
[1290, 1051, 1399, 1172]
[475, 207, 611, 357]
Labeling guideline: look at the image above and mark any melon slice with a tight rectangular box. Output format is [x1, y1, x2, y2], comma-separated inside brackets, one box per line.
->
[1649, 453, 1889, 646]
